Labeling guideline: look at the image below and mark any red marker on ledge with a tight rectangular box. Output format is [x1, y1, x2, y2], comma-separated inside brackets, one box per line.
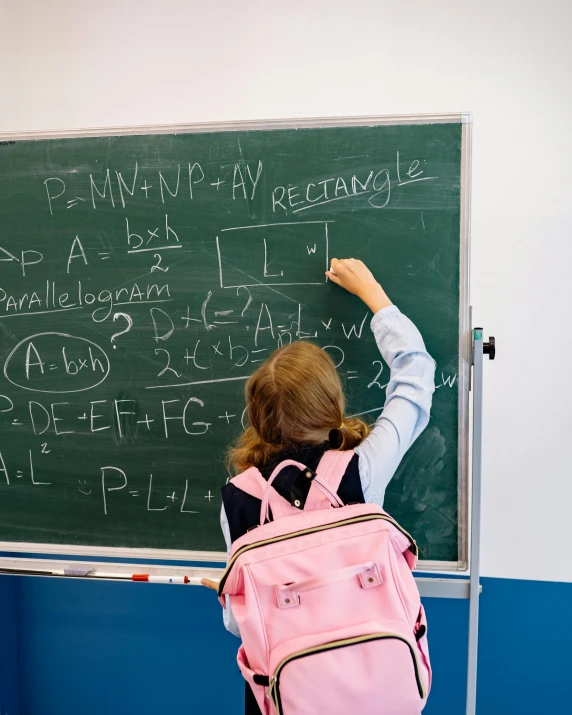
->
[132, 574, 190, 584]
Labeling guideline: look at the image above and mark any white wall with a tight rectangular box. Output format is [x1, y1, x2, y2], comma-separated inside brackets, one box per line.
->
[1, 0, 570, 582]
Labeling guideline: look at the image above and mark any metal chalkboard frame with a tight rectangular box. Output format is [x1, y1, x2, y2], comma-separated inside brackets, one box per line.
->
[0, 113, 472, 572]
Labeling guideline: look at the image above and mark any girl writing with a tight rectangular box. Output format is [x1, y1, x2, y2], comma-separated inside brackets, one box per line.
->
[203, 257, 435, 714]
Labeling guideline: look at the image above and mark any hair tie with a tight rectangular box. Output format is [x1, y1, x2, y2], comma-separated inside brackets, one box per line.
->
[328, 428, 342, 448]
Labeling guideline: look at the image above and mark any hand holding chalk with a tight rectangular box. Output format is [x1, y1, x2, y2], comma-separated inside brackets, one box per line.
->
[325, 258, 392, 314]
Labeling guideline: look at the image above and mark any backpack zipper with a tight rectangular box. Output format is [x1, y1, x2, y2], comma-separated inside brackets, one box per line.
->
[269, 632, 426, 714]
[217, 513, 417, 596]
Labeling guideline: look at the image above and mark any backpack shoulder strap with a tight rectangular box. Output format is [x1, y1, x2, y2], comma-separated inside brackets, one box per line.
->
[315, 449, 356, 494]
[230, 451, 356, 519]
[229, 467, 267, 500]
[302, 450, 355, 510]
[230, 464, 299, 522]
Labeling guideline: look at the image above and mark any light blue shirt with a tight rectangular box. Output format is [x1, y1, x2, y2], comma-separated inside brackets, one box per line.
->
[220, 304, 435, 636]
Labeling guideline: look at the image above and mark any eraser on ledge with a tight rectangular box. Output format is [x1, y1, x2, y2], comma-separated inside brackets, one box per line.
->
[63, 567, 94, 577]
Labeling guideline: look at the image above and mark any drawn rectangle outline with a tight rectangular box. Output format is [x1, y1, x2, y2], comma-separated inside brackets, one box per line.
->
[216, 221, 330, 289]
[0, 113, 471, 574]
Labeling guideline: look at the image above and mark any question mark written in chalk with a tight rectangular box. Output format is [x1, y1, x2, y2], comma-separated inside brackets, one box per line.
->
[110, 312, 133, 349]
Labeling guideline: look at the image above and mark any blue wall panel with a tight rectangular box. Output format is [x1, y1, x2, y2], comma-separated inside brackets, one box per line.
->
[14, 578, 243, 715]
[477, 578, 570, 713]
[6, 575, 572, 714]
[423, 596, 468, 715]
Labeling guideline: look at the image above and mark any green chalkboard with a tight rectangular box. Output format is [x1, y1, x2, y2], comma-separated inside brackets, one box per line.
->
[0, 118, 469, 564]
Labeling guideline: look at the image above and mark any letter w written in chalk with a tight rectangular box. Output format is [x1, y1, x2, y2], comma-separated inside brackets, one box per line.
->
[342, 313, 368, 339]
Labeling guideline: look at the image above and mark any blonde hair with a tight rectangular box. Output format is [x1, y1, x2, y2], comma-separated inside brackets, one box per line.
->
[227, 341, 371, 474]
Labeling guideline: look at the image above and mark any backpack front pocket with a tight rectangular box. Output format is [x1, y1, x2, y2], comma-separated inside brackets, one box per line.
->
[269, 630, 426, 715]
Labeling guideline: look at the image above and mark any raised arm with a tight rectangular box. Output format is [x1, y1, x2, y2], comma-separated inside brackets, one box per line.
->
[326, 258, 435, 507]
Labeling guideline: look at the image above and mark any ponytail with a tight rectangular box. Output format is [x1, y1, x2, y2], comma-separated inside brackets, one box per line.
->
[328, 417, 371, 451]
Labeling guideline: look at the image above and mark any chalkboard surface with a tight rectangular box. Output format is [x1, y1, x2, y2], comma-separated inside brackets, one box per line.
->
[0, 120, 466, 563]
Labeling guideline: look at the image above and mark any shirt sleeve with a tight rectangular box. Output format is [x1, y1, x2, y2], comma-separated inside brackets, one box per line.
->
[220, 503, 241, 638]
[354, 305, 435, 507]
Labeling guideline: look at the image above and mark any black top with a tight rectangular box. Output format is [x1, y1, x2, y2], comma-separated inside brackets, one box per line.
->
[221, 442, 365, 543]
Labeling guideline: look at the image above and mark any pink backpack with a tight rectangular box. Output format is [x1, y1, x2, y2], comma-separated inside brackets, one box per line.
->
[218, 450, 432, 714]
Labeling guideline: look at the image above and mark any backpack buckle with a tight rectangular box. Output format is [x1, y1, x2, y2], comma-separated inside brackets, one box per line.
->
[275, 586, 301, 608]
[359, 563, 383, 589]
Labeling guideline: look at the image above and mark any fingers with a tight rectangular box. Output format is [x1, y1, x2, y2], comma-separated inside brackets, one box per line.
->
[326, 258, 360, 280]
[326, 257, 341, 283]
[201, 578, 219, 591]
[330, 258, 359, 271]
[326, 257, 380, 305]
[328, 258, 351, 275]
